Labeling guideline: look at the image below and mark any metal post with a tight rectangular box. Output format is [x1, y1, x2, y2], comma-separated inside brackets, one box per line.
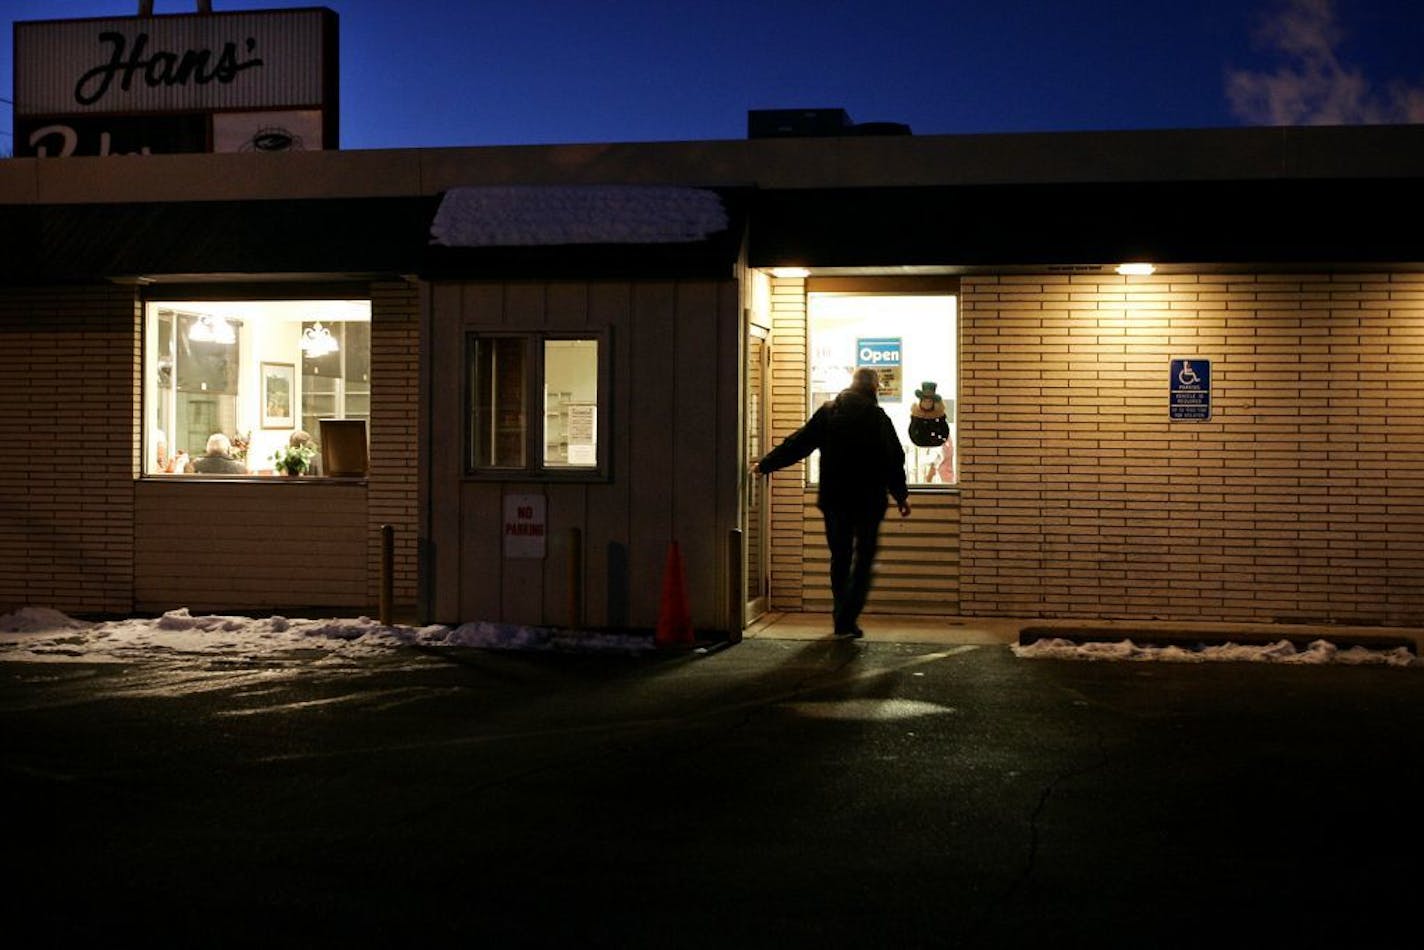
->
[379, 524, 394, 626]
[727, 528, 744, 642]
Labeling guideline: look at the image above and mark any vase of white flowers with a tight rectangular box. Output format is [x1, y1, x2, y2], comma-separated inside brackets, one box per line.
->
[273, 443, 317, 476]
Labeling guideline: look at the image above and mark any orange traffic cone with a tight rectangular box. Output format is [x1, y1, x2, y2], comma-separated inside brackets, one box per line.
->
[655, 540, 695, 647]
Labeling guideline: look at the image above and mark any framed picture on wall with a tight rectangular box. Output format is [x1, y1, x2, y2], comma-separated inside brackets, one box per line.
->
[261, 362, 296, 429]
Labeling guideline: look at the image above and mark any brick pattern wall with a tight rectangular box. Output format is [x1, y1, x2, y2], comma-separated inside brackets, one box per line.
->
[134, 480, 367, 612]
[960, 272, 1424, 625]
[369, 280, 422, 610]
[766, 276, 810, 610]
[0, 285, 138, 615]
[799, 491, 961, 614]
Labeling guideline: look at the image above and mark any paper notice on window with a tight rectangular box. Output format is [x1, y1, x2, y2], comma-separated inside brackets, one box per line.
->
[567, 404, 596, 465]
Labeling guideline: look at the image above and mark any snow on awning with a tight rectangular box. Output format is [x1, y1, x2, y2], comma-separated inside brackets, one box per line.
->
[429, 185, 730, 247]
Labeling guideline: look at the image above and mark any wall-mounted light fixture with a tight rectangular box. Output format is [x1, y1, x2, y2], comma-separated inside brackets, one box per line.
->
[1116, 262, 1156, 276]
[770, 267, 811, 279]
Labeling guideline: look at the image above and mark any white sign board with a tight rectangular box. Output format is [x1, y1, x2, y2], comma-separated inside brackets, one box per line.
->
[15, 11, 330, 114]
[566, 404, 597, 466]
[503, 494, 547, 559]
[13, 9, 337, 156]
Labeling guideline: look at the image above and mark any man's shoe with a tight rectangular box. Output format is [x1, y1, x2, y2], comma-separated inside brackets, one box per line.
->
[834, 626, 864, 639]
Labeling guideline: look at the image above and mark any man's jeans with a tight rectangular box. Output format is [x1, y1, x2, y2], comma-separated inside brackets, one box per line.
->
[821, 505, 886, 633]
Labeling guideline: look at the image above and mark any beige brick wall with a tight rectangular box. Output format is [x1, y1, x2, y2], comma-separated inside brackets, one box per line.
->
[960, 272, 1424, 625]
[766, 276, 810, 610]
[0, 285, 139, 615]
[368, 280, 421, 610]
[0, 281, 423, 620]
[134, 480, 367, 612]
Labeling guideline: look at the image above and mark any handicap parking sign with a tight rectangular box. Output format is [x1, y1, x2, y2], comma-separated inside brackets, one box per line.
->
[1169, 359, 1211, 420]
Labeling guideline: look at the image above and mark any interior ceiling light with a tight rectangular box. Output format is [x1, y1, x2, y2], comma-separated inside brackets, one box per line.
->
[1116, 262, 1156, 276]
[770, 267, 811, 279]
[301, 321, 340, 357]
[187, 313, 235, 345]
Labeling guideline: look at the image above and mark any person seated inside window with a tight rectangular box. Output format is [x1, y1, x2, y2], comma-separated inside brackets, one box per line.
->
[191, 433, 248, 475]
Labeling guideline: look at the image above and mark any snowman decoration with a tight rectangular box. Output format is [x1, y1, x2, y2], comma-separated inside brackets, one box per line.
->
[908, 381, 954, 483]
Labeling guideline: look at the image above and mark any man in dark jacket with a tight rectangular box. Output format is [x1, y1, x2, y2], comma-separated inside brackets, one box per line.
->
[753, 367, 911, 637]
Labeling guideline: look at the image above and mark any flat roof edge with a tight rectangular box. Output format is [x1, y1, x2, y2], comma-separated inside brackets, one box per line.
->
[3, 124, 1422, 205]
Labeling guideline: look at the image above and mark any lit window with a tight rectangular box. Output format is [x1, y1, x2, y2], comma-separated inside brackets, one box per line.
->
[143, 299, 371, 476]
[467, 332, 604, 476]
[807, 293, 958, 487]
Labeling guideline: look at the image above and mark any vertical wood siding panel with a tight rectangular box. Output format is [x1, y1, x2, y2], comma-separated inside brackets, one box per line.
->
[461, 481, 505, 621]
[544, 483, 588, 627]
[629, 282, 678, 627]
[584, 282, 634, 628]
[545, 283, 590, 328]
[671, 280, 723, 629]
[504, 282, 546, 330]
[426, 282, 477, 621]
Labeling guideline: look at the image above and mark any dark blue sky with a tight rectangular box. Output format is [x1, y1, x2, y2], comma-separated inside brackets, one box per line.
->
[4, 0, 1421, 151]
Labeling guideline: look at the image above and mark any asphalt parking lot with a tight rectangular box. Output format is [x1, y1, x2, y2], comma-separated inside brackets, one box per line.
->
[5, 634, 1422, 948]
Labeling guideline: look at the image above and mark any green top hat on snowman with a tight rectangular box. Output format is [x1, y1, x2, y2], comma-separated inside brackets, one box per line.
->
[915, 381, 943, 405]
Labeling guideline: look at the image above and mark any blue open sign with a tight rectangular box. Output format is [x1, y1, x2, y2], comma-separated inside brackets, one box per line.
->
[857, 338, 902, 366]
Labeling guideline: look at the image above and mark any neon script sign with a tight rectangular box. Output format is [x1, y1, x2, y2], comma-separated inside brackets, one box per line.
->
[73, 31, 264, 106]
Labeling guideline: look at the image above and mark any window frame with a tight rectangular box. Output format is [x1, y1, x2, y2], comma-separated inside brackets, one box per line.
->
[140, 285, 373, 481]
[804, 278, 960, 492]
[464, 327, 612, 482]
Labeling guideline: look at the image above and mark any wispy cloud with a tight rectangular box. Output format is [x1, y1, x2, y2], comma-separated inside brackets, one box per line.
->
[1226, 0, 1424, 125]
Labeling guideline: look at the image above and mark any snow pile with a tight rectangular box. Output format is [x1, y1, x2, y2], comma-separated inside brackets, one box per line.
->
[0, 606, 91, 633]
[0, 607, 653, 664]
[1014, 637, 1419, 667]
[430, 185, 728, 246]
[4, 607, 1416, 667]
[419, 620, 652, 655]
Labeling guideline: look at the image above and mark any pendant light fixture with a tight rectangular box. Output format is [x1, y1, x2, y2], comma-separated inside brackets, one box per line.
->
[301, 321, 340, 357]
